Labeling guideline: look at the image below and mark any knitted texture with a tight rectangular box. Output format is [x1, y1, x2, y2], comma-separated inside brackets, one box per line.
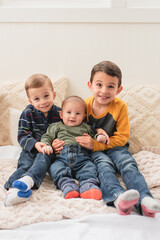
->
[119, 85, 160, 154]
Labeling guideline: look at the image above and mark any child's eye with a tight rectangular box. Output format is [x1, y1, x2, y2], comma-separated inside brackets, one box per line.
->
[76, 113, 80, 115]
[97, 83, 102, 87]
[44, 94, 49, 98]
[108, 85, 115, 89]
[34, 97, 39, 101]
[67, 111, 71, 114]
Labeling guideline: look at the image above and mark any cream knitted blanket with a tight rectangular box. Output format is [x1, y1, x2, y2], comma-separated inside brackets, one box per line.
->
[0, 150, 160, 229]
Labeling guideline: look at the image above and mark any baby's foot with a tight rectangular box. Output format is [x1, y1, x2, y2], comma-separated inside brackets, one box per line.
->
[141, 197, 160, 217]
[79, 178, 102, 200]
[114, 189, 139, 215]
[80, 188, 102, 200]
[65, 191, 79, 199]
[58, 177, 79, 199]
[4, 188, 32, 207]
[13, 176, 34, 192]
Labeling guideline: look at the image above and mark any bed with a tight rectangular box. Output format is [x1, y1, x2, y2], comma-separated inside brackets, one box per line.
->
[0, 79, 160, 239]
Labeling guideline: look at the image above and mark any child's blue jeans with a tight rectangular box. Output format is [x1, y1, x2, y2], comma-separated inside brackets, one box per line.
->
[4, 149, 54, 190]
[49, 145, 99, 188]
[91, 146, 153, 213]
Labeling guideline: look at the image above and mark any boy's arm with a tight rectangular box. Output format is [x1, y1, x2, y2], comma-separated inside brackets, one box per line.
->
[85, 123, 109, 144]
[75, 133, 94, 150]
[18, 110, 38, 152]
[96, 134, 108, 144]
[35, 142, 46, 152]
[93, 104, 130, 151]
[96, 128, 110, 144]
[52, 139, 65, 154]
[75, 124, 107, 150]
[41, 145, 53, 155]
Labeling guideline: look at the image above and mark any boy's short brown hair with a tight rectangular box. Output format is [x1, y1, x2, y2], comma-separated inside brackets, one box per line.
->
[90, 61, 122, 87]
[25, 74, 54, 97]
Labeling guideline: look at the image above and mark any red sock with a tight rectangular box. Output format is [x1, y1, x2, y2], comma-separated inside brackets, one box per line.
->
[65, 191, 79, 199]
[80, 189, 102, 200]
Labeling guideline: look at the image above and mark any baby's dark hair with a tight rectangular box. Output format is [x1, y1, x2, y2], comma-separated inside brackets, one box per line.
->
[90, 61, 122, 87]
[25, 74, 54, 97]
[62, 96, 86, 113]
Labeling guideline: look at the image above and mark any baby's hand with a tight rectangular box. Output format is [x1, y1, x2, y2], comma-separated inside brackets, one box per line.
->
[96, 134, 107, 143]
[42, 145, 53, 155]
[96, 128, 110, 145]
[34, 142, 46, 152]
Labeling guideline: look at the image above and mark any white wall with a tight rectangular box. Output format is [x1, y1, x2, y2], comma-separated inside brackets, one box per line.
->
[0, 21, 160, 99]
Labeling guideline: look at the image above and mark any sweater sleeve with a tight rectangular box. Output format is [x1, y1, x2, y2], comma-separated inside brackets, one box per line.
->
[93, 103, 130, 152]
[41, 123, 57, 146]
[18, 109, 37, 152]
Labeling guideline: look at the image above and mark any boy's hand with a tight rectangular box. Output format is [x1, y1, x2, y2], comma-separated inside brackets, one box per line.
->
[75, 133, 94, 150]
[96, 128, 110, 145]
[52, 139, 65, 154]
[35, 142, 46, 152]
[42, 145, 53, 155]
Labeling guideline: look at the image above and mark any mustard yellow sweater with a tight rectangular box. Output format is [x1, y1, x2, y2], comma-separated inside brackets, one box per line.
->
[85, 96, 130, 152]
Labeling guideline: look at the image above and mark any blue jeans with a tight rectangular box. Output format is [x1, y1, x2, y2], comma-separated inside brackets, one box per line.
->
[4, 149, 37, 189]
[91, 146, 153, 213]
[23, 152, 55, 189]
[49, 145, 99, 188]
[4, 149, 54, 190]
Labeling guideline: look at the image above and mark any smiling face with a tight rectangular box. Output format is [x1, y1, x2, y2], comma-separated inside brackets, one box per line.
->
[88, 71, 122, 107]
[60, 100, 86, 127]
[28, 82, 56, 117]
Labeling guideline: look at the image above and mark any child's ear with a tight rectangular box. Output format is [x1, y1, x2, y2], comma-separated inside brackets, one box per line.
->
[87, 81, 92, 91]
[116, 86, 123, 95]
[59, 111, 63, 119]
[53, 91, 56, 99]
[28, 99, 32, 105]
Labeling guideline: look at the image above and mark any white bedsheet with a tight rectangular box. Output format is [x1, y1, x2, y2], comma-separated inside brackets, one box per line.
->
[1, 146, 160, 240]
[0, 214, 160, 240]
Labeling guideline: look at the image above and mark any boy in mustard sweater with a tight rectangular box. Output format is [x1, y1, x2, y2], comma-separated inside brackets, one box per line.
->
[75, 61, 160, 217]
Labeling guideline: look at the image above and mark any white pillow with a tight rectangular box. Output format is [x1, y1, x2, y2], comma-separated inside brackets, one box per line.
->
[0, 77, 68, 146]
[9, 108, 21, 148]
